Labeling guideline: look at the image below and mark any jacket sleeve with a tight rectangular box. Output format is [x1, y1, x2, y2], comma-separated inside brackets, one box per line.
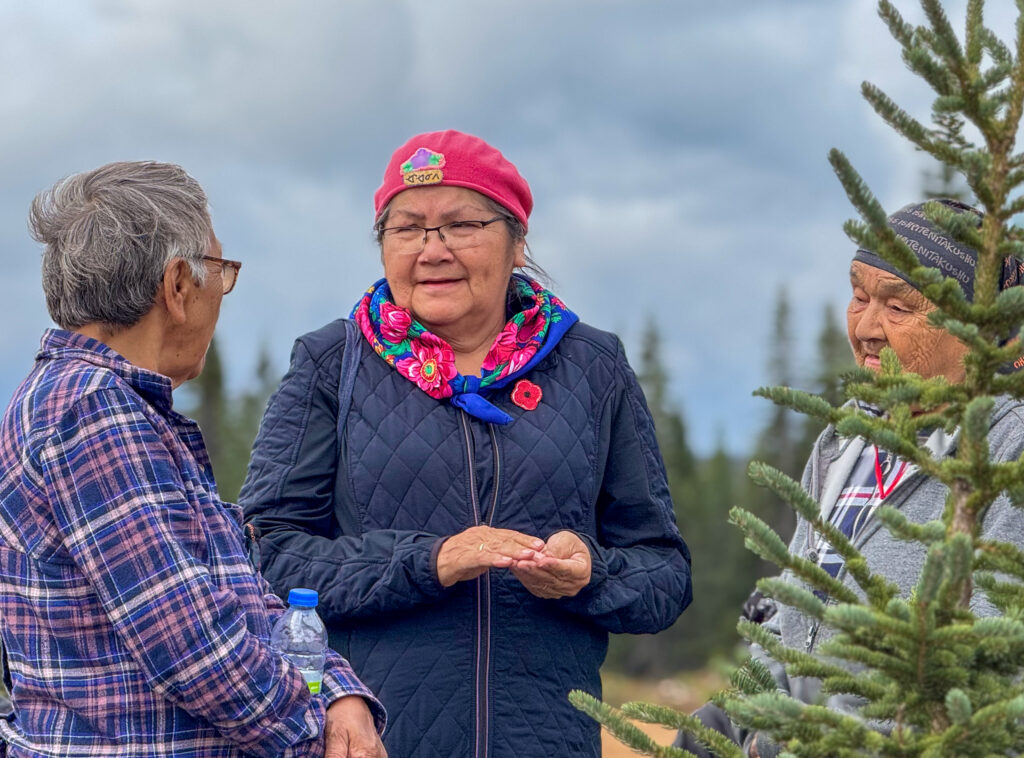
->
[240, 334, 449, 624]
[39, 388, 326, 758]
[555, 339, 693, 633]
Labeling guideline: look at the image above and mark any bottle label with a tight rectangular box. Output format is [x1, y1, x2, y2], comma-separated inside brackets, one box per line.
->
[300, 668, 322, 694]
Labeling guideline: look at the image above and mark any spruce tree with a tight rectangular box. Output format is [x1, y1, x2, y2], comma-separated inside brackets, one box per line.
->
[607, 320, 704, 674]
[183, 338, 279, 503]
[191, 336, 226, 473]
[572, 1, 1024, 755]
[694, 435, 757, 659]
[748, 288, 801, 552]
[922, 112, 975, 202]
[219, 343, 278, 502]
[639, 318, 697, 481]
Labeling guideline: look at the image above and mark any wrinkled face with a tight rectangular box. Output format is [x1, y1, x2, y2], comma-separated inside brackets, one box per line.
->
[846, 261, 969, 382]
[380, 186, 525, 340]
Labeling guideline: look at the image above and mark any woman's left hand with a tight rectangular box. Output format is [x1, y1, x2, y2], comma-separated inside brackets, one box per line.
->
[511, 531, 592, 599]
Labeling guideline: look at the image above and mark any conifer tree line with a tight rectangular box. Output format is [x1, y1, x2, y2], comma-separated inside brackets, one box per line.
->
[607, 301, 854, 675]
[190, 298, 851, 676]
[573, 0, 1024, 755]
[180, 339, 278, 504]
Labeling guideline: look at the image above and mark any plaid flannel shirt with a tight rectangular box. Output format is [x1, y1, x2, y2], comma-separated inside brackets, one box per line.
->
[0, 330, 384, 757]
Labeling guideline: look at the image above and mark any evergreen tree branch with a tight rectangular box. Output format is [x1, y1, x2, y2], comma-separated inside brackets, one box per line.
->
[751, 386, 839, 423]
[965, 0, 983, 65]
[974, 538, 1024, 580]
[817, 634, 918, 679]
[879, 0, 914, 48]
[586, 5, 1024, 757]
[756, 576, 828, 621]
[622, 703, 746, 758]
[922, 0, 966, 69]
[819, 673, 890, 702]
[747, 462, 901, 605]
[729, 656, 779, 695]
[876, 507, 945, 545]
[863, 83, 953, 162]
[737, 619, 856, 683]
[1005, 5, 1024, 145]
[966, 694, 1024, 735]
[1005, 192, 1024, 216]
[829, 149, 892, 233]
[731, 500, 865, 605]
[989, 368, 1024, 395]
[904, 43, 959, 97]
[975, 572, 1024, 613]
[723, 694, 888, 754]
[728, 507, 795, 568]
[834, 415, 942, 476]
[745, 463, 818, 521]
[568, 691, 695, 758]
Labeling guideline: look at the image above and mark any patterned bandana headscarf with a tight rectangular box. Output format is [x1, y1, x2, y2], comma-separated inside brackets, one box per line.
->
[853, 198, 1024, 303]
[351, 274, 578, 424]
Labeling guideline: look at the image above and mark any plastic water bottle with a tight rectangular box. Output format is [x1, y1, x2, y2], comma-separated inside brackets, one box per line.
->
[270, 588, 327, 694]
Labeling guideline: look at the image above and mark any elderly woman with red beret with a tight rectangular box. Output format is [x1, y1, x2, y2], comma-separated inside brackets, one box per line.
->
[241, 130, 692, 758]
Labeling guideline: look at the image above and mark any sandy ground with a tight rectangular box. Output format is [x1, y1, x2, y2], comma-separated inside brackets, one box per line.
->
[596, 670, 723, 757]
[601, 720, 678, 757]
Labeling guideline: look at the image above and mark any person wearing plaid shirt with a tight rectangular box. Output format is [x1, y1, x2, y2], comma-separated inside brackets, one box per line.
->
[0, 162, 386, 758]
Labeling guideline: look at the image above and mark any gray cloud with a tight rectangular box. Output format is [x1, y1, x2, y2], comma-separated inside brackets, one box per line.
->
[0, 0, 976, 454]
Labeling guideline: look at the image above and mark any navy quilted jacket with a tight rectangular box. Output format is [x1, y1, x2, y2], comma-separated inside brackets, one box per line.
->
[240, 318, 692, 758]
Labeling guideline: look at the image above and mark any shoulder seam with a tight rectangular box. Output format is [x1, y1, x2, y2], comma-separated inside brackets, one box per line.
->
[561, 328, 620, 361]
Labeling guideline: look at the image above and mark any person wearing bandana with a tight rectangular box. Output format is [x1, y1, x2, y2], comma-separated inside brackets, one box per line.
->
[241, 130, 693, 758]
[674, 199, 1024, 758]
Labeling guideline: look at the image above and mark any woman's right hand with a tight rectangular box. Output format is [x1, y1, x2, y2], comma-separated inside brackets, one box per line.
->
[436, 526, 545, 587]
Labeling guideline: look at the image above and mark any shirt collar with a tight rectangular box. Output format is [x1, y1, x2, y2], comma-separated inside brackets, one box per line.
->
[37, 329, 175, 414]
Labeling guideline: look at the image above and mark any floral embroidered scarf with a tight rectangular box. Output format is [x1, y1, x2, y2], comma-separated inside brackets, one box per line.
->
[351, 274, 578, 424]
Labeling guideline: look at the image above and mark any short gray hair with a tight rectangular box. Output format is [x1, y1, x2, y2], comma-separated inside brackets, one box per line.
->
[31, 161, 213, 331]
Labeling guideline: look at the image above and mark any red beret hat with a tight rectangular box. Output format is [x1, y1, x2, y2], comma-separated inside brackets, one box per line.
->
[374, 130, 533, 231]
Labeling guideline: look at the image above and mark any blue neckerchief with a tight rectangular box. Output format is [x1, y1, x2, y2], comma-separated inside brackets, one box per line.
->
[351, 275, 578, 424]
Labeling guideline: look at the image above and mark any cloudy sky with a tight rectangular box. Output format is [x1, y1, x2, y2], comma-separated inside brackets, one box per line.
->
[0, 0, 1006, 455]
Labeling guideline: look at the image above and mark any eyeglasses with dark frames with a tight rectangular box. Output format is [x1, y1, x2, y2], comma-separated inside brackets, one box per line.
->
[201, 255, 242, 294]
[377, 216, 506, 254]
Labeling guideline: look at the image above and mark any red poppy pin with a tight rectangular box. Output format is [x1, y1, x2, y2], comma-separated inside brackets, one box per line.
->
[511, 379, 542, 411]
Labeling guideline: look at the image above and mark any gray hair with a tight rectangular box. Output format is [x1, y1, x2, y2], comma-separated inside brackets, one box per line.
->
[31, 161, 213, 331]
[374, 191, 546, 279]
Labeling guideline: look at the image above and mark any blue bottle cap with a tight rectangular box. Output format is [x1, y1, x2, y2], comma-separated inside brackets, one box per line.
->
[287, 588, 318, 608]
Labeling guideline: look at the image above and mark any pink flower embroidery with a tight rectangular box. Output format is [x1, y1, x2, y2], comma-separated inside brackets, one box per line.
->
[481, 330, 519, 373]
[395, 333, 457, 398]
[379, 301, 413, 343]
[481, 317, 543, 376]
[354, 304, 374, 340]
[503, 347, 535, 377]
[514, 311, 544, 345]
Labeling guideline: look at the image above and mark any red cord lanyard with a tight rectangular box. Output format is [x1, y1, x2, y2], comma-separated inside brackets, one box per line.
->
[873, 446, 908, 499]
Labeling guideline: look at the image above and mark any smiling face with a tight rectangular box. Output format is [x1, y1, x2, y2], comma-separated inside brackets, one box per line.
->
[380, 185, 526, 345]
[846, 260, 969, 382]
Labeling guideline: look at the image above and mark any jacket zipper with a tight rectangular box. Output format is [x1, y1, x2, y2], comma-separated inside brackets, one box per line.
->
[461, 414, 502, 758]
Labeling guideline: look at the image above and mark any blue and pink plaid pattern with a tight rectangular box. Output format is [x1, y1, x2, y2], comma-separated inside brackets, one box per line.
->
[0, 330, 383, 757]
